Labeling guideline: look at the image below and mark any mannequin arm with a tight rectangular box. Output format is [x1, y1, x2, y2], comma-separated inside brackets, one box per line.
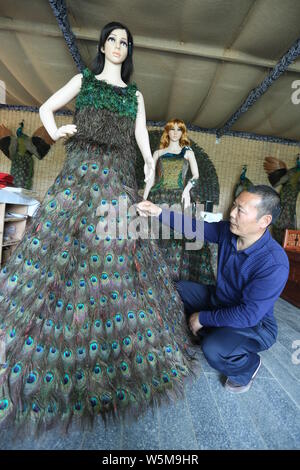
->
[135, 91, 154, 183]
[182, 149, 199, 208]
[185, 149, 199, 190]
[143, 150, 160, 200]
[39, 74, 82, 141]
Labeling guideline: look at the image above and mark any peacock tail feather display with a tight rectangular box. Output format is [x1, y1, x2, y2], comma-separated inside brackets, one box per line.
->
[0, 68, 199, 435]
[264, 155, 300, 243]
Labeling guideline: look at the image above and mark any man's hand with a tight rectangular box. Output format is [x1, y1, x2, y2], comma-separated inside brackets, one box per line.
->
[137, 200, 162, 217]
[189, 312, 203, 336]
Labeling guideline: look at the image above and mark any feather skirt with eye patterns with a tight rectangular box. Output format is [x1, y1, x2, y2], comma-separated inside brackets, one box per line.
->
[0, 75, 199, 435]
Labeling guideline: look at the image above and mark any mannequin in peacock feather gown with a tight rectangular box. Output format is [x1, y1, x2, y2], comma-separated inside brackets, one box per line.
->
[143, 119, 199, 281]
[0, 22, 198, 434]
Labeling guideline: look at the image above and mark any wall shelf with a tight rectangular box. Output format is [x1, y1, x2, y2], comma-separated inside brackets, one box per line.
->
[0, 203, 28, 266]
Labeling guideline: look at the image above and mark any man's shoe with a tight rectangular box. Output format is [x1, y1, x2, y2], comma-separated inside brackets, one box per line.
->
[224, 357, 261, 394]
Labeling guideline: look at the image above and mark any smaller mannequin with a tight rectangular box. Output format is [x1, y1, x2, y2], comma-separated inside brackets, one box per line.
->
[143, 119, 199, 209]
[143, 119, 199, 280]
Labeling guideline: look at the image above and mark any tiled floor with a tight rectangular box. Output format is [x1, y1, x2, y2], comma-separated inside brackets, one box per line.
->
[0, 298, 299, 450]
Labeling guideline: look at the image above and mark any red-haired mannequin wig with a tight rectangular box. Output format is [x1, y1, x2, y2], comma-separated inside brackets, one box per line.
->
[159, 118, 190, 149]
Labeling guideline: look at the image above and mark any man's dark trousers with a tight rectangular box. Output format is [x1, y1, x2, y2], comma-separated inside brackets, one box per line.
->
[176, 280, 277, 385]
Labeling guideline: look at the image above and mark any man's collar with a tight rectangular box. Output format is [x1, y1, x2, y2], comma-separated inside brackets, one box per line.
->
[231, 229, 270, 255]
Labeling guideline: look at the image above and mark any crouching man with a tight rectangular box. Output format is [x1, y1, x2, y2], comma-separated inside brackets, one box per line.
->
[137, 186, 289, 393]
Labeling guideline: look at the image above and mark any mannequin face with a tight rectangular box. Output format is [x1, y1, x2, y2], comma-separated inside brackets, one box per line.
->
[101, 28, 128, 64]
[168, 123, 183, 143]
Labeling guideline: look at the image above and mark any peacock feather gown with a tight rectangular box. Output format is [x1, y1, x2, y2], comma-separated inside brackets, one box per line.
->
[149, 147, 191, 281]
[0, 68, 198, 434]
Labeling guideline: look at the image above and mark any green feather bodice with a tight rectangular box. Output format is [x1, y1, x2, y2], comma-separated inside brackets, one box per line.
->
[75, 68, 138, 120]
[151, 146, 190, 193]
[67, 68, 139, 152]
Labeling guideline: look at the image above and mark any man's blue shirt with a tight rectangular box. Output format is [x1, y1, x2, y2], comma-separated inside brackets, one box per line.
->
[158, 209, 289, 330]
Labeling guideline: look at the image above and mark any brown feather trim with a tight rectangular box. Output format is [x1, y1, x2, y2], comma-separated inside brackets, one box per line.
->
[32, 126, 55, 145]
[263, 156, 287, 174]
[0, 124, 12, 138]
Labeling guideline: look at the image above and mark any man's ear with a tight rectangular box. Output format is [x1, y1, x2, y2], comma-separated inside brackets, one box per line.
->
[260, 214, 272, 229]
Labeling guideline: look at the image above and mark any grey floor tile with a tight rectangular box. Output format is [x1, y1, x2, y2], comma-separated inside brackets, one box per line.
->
[45, 428, 84, 450]
[275, 304, 300, 333]
[157, 395, 198, 450]
[81, 418, 122, 450]
[260, 349, 300, 407]
[239, 377, 299, 449]
[256, 377, 300, 447]
[276, 316, 300, 334]
[0, 425, 84, 450]
[186, 374, 232, 449]
[121, 406, 160, 450]
[255, 362, 274, 379]
[205, 374, 267, 450]
[277, 322, 300, 345]
[277, 332, 300, 356]
[0, 427, 41, 450]
[269, 341, 300, 381]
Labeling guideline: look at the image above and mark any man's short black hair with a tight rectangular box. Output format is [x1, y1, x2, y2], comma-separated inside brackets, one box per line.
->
[244, 185, 281, 224]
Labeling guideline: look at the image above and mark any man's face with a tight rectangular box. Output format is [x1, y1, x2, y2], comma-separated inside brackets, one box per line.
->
[229, 192, 267, 237]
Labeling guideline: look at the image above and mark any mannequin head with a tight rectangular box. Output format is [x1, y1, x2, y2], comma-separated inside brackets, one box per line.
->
[91, 22, 134, 83]
[160, 118, 190, 149]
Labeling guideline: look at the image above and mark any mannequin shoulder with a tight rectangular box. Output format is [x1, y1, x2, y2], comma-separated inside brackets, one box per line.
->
[153, 149, 164, 160]
[136, 89, 143, 100]
[73, 73, 83, 82]
[71, 73, 83, 87]
[62, 73, 83, 94]
[184, 147, 195, 160]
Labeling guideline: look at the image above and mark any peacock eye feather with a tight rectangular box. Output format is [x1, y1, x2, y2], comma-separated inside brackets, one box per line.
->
[90, 397, 98, 407]
[44, 372, 54, 384]
[94, 319, 102, 328]
[117, 390, 124, 400]
[0, 399, 9, 411]
[100, 393, 112, 406]
[128, 311, 135, 320]
[32, 403, 41, 413]
[136, 354, 143, 364]
[162, 373, 170, 384]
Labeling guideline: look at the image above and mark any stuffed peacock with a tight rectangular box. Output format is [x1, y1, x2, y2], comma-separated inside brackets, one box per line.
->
[0, 121, 54, 189]
[264, 155, 300, 243]
[234, 165, 253, 198]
